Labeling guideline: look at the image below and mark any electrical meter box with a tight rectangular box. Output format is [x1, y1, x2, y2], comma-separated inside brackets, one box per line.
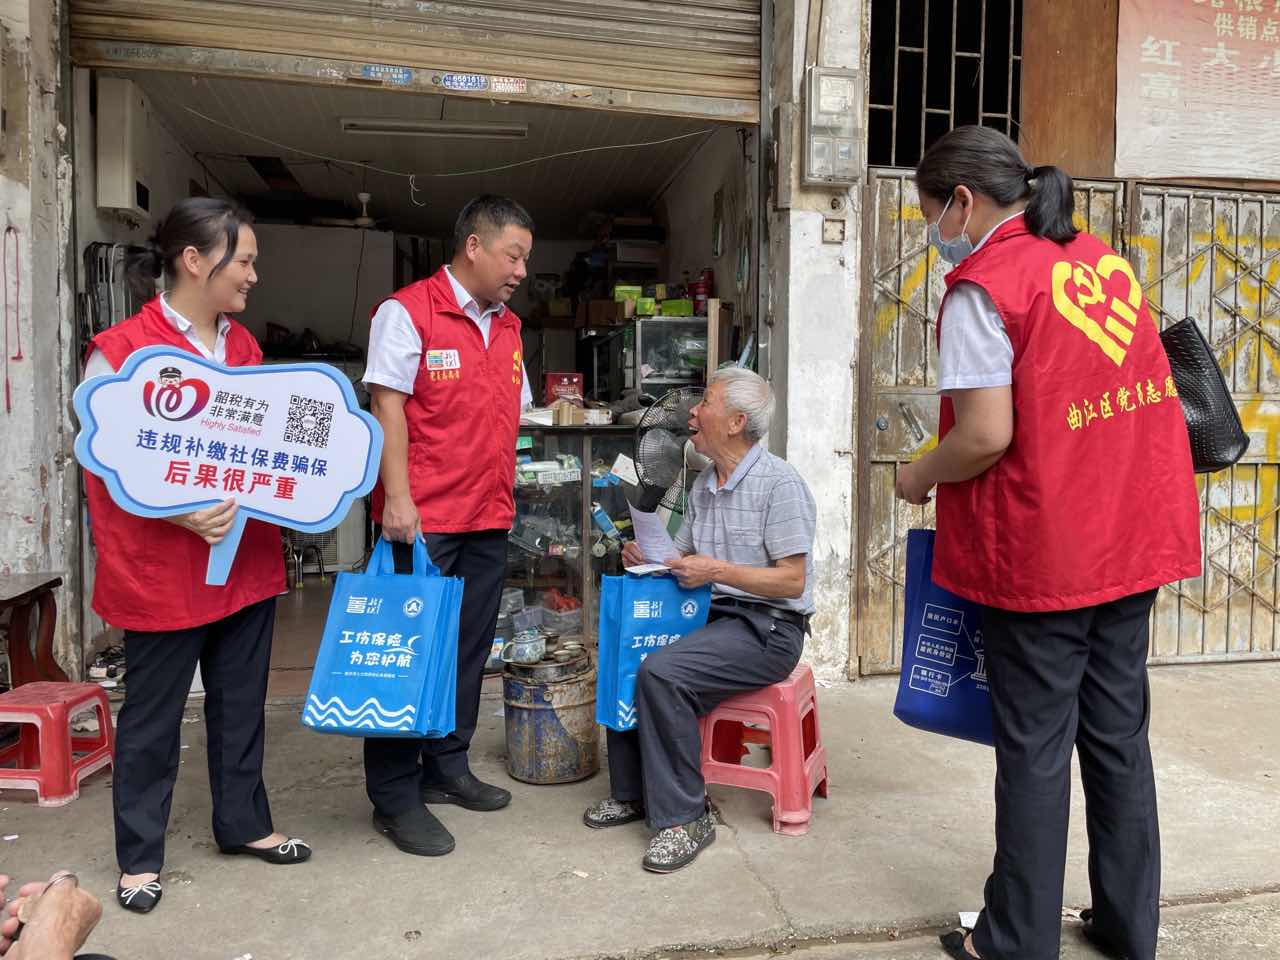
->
[96, 77, 154, 219]
[803, 66, 861, 187]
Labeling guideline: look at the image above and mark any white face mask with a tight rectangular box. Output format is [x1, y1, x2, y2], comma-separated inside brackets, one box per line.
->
[928, 193, 975, 265]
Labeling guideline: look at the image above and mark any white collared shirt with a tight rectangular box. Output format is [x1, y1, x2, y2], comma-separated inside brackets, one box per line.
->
[362, 266, 532, 408]
[935, 212, 1024, 394]
[83, 294, 232, 379]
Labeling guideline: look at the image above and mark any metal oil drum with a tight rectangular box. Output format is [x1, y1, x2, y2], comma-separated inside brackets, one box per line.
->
[503, 654, 599, 784]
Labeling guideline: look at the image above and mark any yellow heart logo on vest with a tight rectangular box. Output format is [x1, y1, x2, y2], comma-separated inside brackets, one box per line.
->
[1050, 254, 1144, 367]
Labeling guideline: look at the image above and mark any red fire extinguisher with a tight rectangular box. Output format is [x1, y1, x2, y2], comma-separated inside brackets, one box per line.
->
[689, 268, 715, 316]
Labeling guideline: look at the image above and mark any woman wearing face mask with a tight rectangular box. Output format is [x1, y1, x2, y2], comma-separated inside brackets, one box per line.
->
[83, 198, 311, 916]
[896, 126, 1201, 960]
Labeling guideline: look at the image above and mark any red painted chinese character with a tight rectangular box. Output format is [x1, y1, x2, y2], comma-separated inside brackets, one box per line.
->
[222, 467, 247, 493]
[164, 460, 192, 485]
[193, 464, 219, 489]
[275, 476, 298, 500]
[249, 471, 274, 493]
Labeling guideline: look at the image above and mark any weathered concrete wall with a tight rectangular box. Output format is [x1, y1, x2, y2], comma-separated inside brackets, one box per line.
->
[768, 0, 864, 679]
[0, 0, 80, 675]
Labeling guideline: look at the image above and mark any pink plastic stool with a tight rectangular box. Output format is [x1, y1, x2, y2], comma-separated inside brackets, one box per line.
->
[698, 664, 829, 836]
[0, 682, 115, 806]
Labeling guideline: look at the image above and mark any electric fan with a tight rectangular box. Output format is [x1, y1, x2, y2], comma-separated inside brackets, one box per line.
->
[631, 387, 710, 513]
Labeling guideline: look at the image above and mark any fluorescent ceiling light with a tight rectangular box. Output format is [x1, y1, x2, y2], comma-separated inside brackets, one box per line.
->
[339, 117, 528, 140]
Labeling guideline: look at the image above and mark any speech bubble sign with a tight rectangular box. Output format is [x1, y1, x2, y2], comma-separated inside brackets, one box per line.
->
[74, 346, 384, 585]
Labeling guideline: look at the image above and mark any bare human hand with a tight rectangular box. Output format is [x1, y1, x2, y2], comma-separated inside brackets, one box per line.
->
[4, 872, 101, 960]
[666, 554, 723, 590]
[167, 498, 239, 545]
[0, 877, 43, 957]
[894, 461, 934, 506]
[622, 541, 646, 567]
[381, 493, 421, 544]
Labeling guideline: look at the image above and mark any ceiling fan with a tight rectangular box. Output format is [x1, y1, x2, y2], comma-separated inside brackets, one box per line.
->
[311, 191, 388, 230]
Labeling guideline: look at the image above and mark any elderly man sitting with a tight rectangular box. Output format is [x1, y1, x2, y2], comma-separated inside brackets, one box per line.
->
[584, 367, 818, 873]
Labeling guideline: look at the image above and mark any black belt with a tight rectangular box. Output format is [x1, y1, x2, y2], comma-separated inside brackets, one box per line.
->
[713, 597, 811, 633]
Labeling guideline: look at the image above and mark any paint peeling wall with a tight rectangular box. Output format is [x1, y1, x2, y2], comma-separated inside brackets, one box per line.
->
[0, 0, 81, 675]
[767, 0, 863, 679]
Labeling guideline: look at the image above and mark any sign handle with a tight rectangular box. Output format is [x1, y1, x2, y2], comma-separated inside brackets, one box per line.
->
[205, 510, 249, 586]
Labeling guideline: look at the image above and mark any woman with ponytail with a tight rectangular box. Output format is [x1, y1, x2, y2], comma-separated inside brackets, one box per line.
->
[83, 198, 311, 916]
[895, 126, 1200, 960]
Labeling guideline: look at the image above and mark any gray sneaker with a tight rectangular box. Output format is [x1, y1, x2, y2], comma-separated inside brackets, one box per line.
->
[583, 797, 646, 829]
[642, 811, 716, 873]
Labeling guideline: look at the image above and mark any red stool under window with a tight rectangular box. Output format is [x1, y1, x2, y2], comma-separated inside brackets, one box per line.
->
[0, 682, 115, 807]
[698, 664, 829, 836]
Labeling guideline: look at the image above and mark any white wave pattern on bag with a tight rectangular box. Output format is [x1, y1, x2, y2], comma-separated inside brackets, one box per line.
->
[303, 694, 417, 731]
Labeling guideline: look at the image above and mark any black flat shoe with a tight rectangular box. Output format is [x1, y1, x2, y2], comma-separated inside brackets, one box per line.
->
[1080, 909, 1128, 959]
[940, 929, 982, 960]
[221, 838, 312, 864]
[373, 807, 455, 857]
[421, 772, 511, 812]
[116, 876, 162, 914]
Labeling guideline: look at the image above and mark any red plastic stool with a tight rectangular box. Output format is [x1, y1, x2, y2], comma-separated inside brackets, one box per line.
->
[698, 664, 828, 836]
[0, 682, 115, 806]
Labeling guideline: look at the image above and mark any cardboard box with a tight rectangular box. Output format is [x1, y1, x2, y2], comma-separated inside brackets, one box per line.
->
[659, 298, 695, 317]
[613, 285, 642, 302]
[544, 373, 585, 404]
[579, 299, 627, 327]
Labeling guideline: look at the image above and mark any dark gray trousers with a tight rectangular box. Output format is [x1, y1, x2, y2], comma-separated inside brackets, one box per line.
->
[114, 598, 276, 873]
[973, 589, 1161, 960]
[363, 530, 508, 814]
[605, 602, 805, 829]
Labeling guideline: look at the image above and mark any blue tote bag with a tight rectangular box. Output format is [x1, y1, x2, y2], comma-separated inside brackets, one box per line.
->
[303, 537, 461, 738]
[596, 573, 712, 731]
[892, 528, 994, 746]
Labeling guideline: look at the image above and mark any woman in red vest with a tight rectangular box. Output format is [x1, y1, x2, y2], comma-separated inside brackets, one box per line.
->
[895, 127, 1201, 960]
[83, 199, 311, 916]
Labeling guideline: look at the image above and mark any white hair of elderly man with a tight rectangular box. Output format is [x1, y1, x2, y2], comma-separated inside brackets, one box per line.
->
[708, 366, 775, 441]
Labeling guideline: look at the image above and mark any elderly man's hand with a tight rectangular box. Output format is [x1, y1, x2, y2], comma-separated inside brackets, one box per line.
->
[622, 541, 646, 568]
[2, 872, 101, 960]
[666, 554, 723, 590]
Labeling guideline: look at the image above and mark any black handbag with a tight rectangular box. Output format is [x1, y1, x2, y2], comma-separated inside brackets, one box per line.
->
[1160, 317, 1249, 473]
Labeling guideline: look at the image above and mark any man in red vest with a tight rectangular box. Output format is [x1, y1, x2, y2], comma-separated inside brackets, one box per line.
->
[361, 196, 534, 856]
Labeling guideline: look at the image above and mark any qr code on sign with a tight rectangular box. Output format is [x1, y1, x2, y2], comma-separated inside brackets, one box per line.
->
[284, 394, 335, 448]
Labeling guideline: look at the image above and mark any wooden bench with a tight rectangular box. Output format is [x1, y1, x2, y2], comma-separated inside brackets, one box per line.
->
[1, 574, 69, 687]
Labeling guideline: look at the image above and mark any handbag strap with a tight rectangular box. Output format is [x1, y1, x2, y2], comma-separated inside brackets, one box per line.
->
[369, 536, 441, 578]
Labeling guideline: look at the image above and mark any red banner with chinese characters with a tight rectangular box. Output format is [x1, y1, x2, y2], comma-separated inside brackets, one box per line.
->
[1116, 0, 1280, 179]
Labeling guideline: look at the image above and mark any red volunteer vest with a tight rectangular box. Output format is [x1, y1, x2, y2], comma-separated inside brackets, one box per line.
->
[370, 269, 523, 533]
[934, 216, 1202, 612]
[85, 298, 285, 631]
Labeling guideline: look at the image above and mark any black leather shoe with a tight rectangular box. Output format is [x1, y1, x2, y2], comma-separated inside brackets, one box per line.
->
[221, 837, 312, 864]
[1079, 909, 1128, 959]
[373, 807, 455, 857]
[421, 772, 511, 811]
[116, 876, 162, 914]
[939, 930, 981, 960]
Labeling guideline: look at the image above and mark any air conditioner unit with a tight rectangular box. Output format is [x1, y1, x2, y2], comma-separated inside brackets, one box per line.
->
[292, 495, 368, 574]
[96, 76, 153, 219]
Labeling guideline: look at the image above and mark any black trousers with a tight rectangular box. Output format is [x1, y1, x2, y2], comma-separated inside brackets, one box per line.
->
[972, 589, 1161, 960]
[113, 598, 276, 874]
[363, 530, 508, 815]
[606, 602, 805, 829]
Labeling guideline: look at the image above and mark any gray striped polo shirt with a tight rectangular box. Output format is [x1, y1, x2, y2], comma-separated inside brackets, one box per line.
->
[673, 443, 818, 615]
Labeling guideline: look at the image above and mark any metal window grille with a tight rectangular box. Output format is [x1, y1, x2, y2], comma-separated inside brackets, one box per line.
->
[868, 0, 1023, 168]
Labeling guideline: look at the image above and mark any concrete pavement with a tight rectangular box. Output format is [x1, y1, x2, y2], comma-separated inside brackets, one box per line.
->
[746, 893, 1280, 960]
[0, 662, 1276, 959]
